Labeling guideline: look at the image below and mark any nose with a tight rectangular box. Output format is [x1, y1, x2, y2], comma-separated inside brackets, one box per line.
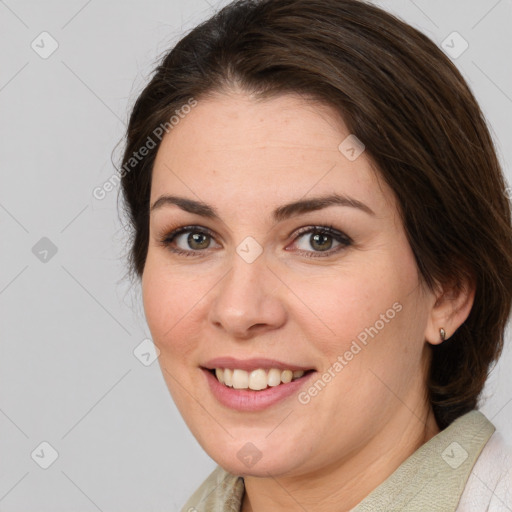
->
[208, 250, 287, 339]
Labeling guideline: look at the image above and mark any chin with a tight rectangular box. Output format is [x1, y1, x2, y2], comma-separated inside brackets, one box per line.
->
[219, 456, 300, 478]
[202, 438, 308, 478]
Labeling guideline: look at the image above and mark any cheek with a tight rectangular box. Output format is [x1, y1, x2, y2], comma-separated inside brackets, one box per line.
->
[288, 247, 425, 366]
[286, 262, 404, 341]
[142, 259, 195, 358]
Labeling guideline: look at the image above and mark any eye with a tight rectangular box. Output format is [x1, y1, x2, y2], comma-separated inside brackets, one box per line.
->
[158, 225, 220, 256]
[158, 224, 352, 258]
[289, 225, 352, 257]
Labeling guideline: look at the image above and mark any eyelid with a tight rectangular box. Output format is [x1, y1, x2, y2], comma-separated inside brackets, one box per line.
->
[286, 225, 352, 257]
[157, 223, 213, 240]
[158, 225, 220, 248]
[290, 224, 352, 244]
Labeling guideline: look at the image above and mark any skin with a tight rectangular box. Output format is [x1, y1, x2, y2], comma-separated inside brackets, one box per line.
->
[141, 90, 474, 511]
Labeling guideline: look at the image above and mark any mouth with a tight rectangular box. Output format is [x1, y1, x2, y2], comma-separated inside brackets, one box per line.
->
[200, 357, 317, 410]
[204, 367, 316, 391]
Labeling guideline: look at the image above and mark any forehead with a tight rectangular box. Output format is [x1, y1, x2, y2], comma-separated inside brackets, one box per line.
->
[150, 92, 395, 217]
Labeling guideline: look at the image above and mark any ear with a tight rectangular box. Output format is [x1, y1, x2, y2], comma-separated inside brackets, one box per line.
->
[424, 275, 476, 345]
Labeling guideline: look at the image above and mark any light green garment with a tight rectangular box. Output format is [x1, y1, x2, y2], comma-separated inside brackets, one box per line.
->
[181, 410, 496, 511]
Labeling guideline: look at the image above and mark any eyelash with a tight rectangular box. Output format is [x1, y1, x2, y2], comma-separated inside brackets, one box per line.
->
[157, 224, 352, 258]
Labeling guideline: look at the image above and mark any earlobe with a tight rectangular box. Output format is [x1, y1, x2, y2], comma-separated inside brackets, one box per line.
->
[424, 277, 476, 346]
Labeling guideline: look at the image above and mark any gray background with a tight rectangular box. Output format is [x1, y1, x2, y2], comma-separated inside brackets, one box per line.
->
[1, 0, 511, 510]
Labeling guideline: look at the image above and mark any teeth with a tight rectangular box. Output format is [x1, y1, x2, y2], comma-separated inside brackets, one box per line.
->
[281, 370, 293, 383]
[213, 368, 306, 390]
[232, 369, 249, 389]
[267, 368, 281, 387]
[249, 369, 267, 391]
[223, 368, 233, 387]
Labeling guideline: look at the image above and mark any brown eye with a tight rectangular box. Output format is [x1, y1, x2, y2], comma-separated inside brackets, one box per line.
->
[309, 232, 333, 251]
[291, 226, 352, 257]
[160, 226, 220, 256]
[187, 232, 211, 250]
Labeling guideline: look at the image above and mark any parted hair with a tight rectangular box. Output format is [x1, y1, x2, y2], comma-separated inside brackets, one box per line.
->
[119, 0, 512, 429]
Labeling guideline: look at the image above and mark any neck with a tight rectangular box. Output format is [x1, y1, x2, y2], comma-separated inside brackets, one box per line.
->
[241, 406, 440, 512]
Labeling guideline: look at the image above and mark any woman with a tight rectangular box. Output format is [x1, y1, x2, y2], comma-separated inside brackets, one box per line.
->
[118, 0, 512, 510]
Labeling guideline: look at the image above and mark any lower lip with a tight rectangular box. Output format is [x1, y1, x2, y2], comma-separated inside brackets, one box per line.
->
[202, 368, 316, 411]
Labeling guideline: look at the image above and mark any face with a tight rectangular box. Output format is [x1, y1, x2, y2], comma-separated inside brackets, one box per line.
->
[142, 91, 438, 478]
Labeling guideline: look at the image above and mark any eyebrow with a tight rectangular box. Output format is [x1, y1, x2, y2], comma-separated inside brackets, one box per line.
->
[150, 193, 375, 222]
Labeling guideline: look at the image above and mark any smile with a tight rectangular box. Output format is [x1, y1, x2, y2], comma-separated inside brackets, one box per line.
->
[212, 368, 310, 390]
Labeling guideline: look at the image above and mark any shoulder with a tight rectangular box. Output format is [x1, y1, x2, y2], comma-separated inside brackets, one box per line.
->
[456, 429, 512, 511]
[180, 465, 245, 512]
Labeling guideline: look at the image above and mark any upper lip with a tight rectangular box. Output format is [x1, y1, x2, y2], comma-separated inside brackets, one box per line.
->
[201, 357, 315, 372]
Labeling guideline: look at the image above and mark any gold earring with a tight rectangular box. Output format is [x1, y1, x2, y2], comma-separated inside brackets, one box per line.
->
[439, 328, 446, 342]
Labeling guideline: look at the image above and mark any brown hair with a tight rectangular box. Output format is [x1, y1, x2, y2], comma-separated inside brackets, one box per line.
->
[118, 0, 512, 429]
